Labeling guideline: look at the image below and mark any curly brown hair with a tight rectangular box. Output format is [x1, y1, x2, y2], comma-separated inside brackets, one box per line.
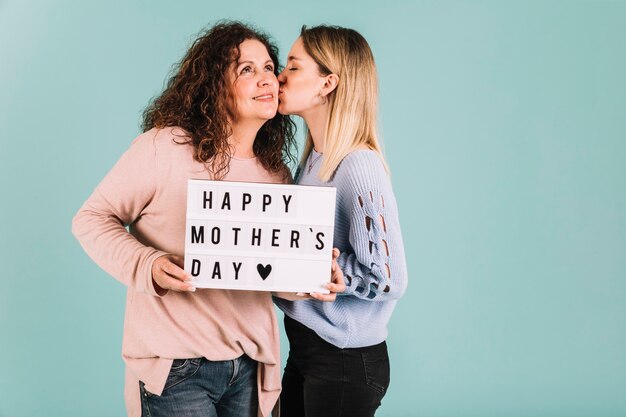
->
[142, 21, 296, 180]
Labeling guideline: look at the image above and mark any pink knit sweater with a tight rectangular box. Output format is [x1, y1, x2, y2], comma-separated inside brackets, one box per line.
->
[72, 127, 285, 417]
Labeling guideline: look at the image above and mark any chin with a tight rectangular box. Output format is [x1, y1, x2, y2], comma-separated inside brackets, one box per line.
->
[258, 112, 277, 121]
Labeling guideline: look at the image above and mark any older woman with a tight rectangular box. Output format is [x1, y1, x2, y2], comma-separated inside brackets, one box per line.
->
[72, 21, 341, 417]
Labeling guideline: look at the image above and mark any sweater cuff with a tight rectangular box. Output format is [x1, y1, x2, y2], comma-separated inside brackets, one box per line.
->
[141, 250, 171, 297]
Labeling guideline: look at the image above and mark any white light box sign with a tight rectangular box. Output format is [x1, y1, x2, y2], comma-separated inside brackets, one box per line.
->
[184, 179, 336, 293]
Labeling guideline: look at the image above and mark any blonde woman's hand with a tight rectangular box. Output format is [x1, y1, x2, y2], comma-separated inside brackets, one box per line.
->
[310, 248, 346, 302]
[151, 254, 196, 295]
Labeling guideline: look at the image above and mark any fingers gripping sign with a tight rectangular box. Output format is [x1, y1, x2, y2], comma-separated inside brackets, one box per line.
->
[310, 248, 346, 302]
[152, 254, 196, 295]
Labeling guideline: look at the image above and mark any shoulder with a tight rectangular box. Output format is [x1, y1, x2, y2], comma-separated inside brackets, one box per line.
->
[132, 126, 189, 148]
[128, 127, 193, 162]
[335, 150, 390, 193]
[340, 149, 384, 168]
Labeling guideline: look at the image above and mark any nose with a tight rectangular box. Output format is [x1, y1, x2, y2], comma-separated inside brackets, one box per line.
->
[258, 72, 276, 87]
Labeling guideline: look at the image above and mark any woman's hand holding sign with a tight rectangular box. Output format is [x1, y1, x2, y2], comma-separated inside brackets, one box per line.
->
[309, 248, 346, 301]
[152, 254, 196, 295]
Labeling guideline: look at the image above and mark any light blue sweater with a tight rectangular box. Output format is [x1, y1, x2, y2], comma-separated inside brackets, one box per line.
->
[274, 149, 408, 348]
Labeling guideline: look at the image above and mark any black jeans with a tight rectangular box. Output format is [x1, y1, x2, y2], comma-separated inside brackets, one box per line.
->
[280, 316, 390, 417]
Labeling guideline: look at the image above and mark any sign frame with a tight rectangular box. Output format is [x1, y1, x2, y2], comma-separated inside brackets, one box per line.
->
[183, 179, 336, 293]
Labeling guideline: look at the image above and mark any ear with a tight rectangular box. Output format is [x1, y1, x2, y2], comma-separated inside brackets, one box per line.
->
[320, 73, 339, 97]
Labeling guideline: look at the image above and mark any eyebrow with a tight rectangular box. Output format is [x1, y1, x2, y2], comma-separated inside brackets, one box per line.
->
[287, 56, 302, 62]
[237, 59, 274, 67]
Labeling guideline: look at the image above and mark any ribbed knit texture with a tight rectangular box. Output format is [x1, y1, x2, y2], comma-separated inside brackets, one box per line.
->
[274, 149, 408, 348]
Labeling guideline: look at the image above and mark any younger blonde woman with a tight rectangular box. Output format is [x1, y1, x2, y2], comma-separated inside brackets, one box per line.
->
[274, 25, 408, 417]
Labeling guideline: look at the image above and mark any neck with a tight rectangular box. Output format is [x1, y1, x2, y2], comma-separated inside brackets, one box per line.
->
[301, 106, 329, 153]
[229, 119, 264, 158]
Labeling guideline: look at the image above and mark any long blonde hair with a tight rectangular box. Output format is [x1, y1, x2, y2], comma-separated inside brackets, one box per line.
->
[299, 25, 388, 182]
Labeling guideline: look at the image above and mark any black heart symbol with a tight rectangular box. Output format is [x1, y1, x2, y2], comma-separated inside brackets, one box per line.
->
[256, 264, 272, 280]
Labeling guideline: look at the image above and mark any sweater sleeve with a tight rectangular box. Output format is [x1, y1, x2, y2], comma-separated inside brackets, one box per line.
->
[336, 154, 408, 301]
[71, 131, 168, 296]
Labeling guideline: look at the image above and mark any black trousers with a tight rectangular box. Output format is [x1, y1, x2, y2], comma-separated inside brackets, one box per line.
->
[280, 315, 390, 417]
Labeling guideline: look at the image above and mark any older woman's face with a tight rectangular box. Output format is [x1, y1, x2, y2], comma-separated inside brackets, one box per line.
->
[277, 37, 326, 116]
[227, 39, 279, 124]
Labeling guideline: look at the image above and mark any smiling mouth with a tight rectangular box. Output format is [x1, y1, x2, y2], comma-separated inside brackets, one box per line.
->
[253, 94, 274, 100]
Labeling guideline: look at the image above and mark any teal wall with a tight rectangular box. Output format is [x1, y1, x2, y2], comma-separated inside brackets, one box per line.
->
[1, 1, 625, 416]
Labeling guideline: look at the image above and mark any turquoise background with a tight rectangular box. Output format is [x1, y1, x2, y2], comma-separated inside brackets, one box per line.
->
[1, 0, 625, 416]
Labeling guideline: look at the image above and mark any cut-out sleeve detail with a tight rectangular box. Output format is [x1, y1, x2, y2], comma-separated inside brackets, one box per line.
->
[337, 186, 407, 301]
[365, 216, 372, 231]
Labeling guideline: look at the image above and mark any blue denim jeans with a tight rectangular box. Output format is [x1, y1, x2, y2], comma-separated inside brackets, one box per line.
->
[281, 316, 390, 417]
[140, 355, 258, 417]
